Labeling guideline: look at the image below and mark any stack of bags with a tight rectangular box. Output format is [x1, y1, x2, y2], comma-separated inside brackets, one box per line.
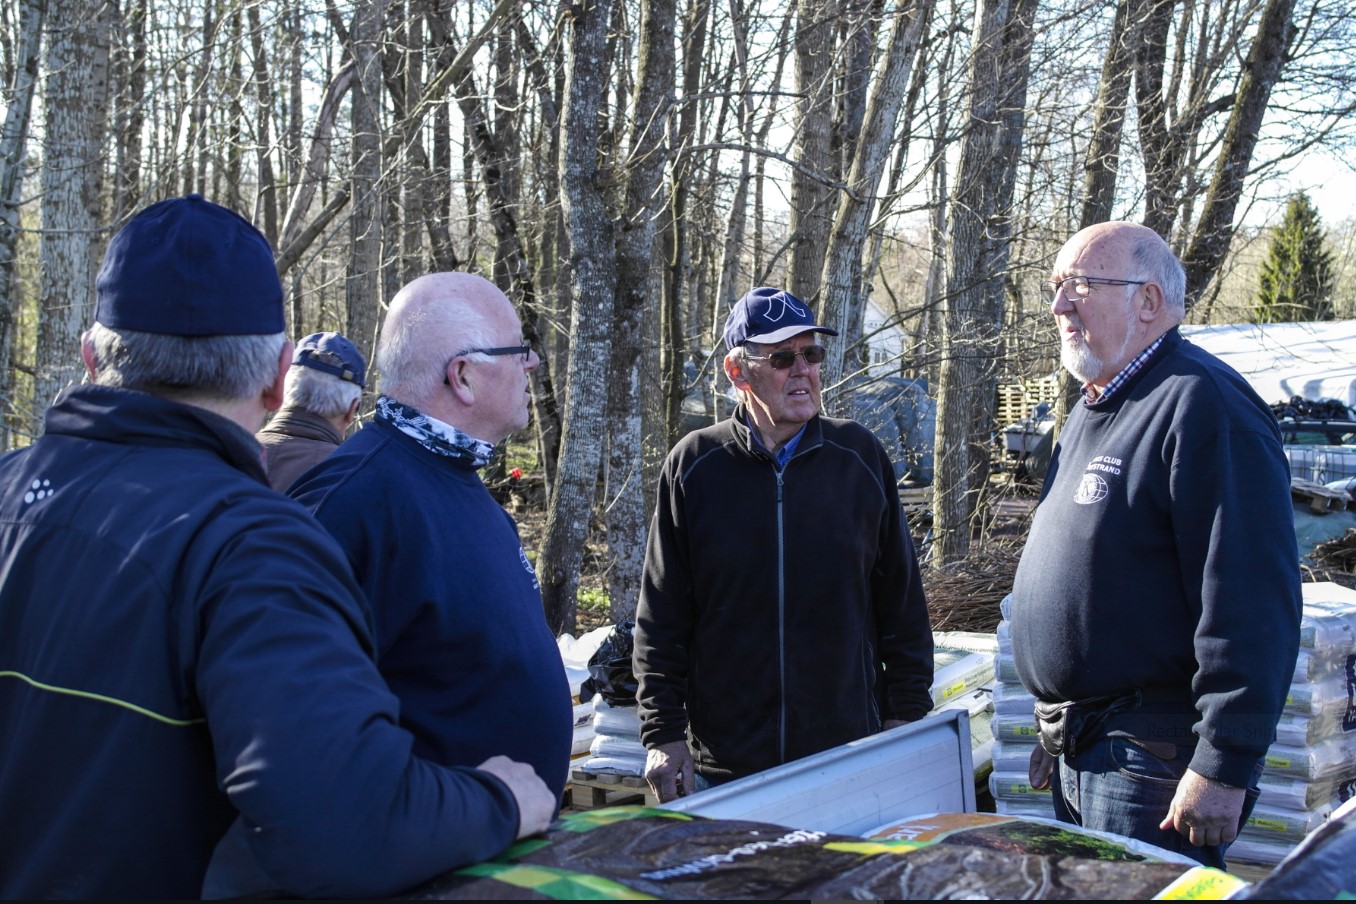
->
[572, 621, 647, 778]
[988, 595, 1053, 817]
[557, 624, 614, 762]
[929, 631, 998, 782]
[1231, 581, 1356, 866]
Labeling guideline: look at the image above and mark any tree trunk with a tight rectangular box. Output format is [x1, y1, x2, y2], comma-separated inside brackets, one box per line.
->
[538, 0, 618, 637]
[788, 0, 839, 301]
[345, 0, 384, 367]
[0, 0, 45, 449]
[932, 0, 1038, 566]
[605, 0, 675, 624]
[818, 0, 931, 405]
[1181, 0, 1297, 309]
[36, 0, 111, 430]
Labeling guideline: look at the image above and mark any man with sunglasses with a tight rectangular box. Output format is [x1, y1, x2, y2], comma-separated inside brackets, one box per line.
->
[1011, 222, 1301, 868]
[634, 285, 935, 801]
[288, 272, 572, 818]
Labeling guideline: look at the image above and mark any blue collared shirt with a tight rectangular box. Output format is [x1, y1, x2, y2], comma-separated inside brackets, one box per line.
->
[746, 414, 807, 469]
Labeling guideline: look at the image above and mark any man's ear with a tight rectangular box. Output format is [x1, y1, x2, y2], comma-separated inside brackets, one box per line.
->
[80, 332, 97, 382]
[724, 355, 750, 391]
[446, 357, 476, 405]
[1138, 282, 1165, 321]
[343, 397, 361, 427]
[263, 341, 293, 412]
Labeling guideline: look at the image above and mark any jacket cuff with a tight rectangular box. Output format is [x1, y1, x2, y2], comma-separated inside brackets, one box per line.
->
[1188, 737, 1261, 789]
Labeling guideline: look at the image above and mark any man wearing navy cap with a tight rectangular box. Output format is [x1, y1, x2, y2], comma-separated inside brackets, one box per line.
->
[257, 331, 366, 492]
[0, 195, 554, 899]
[633, 286, 935, 801]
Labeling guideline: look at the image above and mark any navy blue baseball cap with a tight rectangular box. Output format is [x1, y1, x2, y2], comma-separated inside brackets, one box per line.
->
[722, 286, 839, 350]
[95, 193, 285, 336]
[293, 331, 367, 389]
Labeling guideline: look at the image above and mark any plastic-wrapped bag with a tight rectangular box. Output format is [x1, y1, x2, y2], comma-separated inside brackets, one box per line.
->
[578, 620, 638, 706]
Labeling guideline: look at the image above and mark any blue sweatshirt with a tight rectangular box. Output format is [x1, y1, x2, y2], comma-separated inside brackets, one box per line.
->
[1011, 329, 1302, 788]
[291, 418, 572, 802]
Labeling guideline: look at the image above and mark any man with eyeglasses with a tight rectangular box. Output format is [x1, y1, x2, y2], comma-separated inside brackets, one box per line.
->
[288, 272, 572, 819]
[1010, 222, 1301, 869]
[256, 331, 367, 492]
[633, 285, 935, 801]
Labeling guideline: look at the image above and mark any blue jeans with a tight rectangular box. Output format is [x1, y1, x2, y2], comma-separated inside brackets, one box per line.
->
[1051, 735, 1261, 870]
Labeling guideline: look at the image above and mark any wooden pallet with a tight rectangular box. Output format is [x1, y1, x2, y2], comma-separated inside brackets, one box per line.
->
[995, 376, 1060, 427]
[567, 770, 658, 810]
[1292, 478, 1353, 513]
[899, 486, 930, 514]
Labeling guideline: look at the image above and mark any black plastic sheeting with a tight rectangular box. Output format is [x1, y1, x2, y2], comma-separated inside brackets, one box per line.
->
[577, 620, 637, 707]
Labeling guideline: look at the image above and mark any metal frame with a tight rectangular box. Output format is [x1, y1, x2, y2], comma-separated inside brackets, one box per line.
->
[659, 709, 976, 836]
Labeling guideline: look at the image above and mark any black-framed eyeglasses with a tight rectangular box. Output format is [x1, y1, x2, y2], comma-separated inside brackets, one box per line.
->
[744, 344, 827, 369]
[444, 342, 532, 384]
[1041, 275, 1147, 304]
[459, 343, 532, 363]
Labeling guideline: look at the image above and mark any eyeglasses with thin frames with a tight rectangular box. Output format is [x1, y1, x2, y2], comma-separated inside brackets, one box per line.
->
[1041, 275, 1147, 305]
[743, 345, 827, 370]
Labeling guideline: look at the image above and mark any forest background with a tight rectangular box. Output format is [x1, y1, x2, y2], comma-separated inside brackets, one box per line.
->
[3, 0, 1355, 635]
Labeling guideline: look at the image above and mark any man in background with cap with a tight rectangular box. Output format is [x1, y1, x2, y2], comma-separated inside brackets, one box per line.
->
[257, 330, 366, 492]
[0, 195, 554, 899]
[290, 272, 572, 812]
[633, 285, 934, 802]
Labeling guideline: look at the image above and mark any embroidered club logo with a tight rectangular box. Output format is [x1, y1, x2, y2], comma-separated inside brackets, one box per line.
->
[1074, 472, 1108, 505]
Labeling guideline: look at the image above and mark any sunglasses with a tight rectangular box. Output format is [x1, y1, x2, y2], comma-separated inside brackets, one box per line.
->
[744, 344, 826, 369]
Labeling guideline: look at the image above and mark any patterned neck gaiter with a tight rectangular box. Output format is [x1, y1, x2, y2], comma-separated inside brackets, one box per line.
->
[375, 395, 496, 469]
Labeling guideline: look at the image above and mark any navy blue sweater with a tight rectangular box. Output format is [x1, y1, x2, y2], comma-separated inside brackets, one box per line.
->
[1011, 329, 1302, 787]
[291, 418, 572, 803]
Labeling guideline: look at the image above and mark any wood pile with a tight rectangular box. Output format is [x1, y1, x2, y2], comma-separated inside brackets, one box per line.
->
[922, 537, 1023, 633]
[1306, 529, 1356, 591]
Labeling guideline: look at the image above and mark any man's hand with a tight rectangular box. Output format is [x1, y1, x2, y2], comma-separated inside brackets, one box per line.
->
[644, 740, 695, 803]
[476, 755, 556, 839]
[1158, 768, 1246, 848]
[1028, 744, 1057, 791]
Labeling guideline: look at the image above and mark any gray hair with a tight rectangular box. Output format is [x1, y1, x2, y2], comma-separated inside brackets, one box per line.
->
[1131, 233, 1186, 320]
[283, 363, 363, 418]
[376, 295, 496, 406]
[86, 322, 285, 401]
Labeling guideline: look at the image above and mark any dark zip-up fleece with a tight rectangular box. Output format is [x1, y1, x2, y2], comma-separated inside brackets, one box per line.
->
[1011, 328, 1302, 788]
[633, 406, 934, 782]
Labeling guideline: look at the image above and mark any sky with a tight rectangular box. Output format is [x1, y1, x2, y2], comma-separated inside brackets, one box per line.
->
[1249, 149, 1356, 229]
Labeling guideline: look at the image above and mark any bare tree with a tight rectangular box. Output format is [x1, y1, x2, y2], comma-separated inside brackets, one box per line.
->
[35, 0, 111, 430]
[538, 0, 619, 636]
[604, 0, 676, 623]
[818, 0, 932, 399]
[932, 0, 1038, 565]
[0, 0, 43, 448]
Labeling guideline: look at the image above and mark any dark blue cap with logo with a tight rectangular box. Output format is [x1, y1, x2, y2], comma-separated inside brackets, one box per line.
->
[293, 331, 367, 389]
[722, 286, 839, 350]
[95, 193, 285, 336]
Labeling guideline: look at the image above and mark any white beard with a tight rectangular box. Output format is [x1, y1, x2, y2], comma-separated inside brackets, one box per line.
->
[1060, 315, 1134, 385]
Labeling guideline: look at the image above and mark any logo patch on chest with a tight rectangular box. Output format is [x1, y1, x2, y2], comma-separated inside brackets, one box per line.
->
[1074, 455, 1122, 505]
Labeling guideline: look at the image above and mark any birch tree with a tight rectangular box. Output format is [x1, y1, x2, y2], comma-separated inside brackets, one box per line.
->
[35, 0, 111, 429]
[538, 0, 618, 635]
